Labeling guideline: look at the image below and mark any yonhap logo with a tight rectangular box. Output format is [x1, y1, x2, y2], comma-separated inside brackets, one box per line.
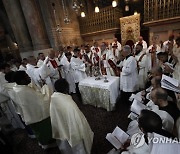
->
[148, 137, 180, 144]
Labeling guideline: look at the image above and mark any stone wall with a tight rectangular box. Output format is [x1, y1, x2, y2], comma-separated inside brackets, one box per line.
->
[144, 17, 180, 44]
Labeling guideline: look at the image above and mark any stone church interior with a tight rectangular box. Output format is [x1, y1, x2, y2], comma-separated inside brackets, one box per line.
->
[0, 0, 180, 154]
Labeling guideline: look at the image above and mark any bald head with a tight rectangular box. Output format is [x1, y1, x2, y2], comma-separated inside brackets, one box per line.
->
[151, 66, 163, 77]
[151, 76, 162, 89]
[151, 88, 168, 105]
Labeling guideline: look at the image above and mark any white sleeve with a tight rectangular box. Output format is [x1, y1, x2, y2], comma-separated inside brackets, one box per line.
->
[122, 59, 137, 75]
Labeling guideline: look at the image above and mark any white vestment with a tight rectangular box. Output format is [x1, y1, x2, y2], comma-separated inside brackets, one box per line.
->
[135, 40, 148, 51]
[1, 83, 25, 129]
[26, 63, 53, 92]
[59, 55, 76, 93]
[37, 59, 44, 68]
[13, 84, 51, 125]
[70, 57, 87, 83]
[120, 56, 138, 92]
[155, 110, 174, 133]
[173, 45, 180, 82]
[46, 57, 61, 84]
[122, 132, 150, 154]
[50, 92, 94, 154]
[163, 40, 176, 52]
[19, 65, 26, 71]
[112, 41, 122, 51]
[146, 45, 160, 71]
[100, 49, 116, 76]
[135, 51, 148, 90]
[0, 72, 8, 96]
[91, 46, 101, 65]
[150, 133, 180, 154]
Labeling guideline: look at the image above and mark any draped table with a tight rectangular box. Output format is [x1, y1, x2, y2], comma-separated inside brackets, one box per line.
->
[79, 76, 120, 111]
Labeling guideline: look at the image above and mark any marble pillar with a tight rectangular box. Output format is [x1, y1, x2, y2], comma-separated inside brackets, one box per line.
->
[37, 0, 60, 48]
[2, 0, 33, 53]
[19, 0, 50, 50]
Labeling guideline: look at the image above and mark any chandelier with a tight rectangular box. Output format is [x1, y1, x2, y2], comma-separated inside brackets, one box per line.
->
[52, 3, 62, 33]
[72, 0, 81, 13]
[62, 0, 70, 24]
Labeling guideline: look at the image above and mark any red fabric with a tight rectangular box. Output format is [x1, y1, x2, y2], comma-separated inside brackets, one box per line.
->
[95, 48, 99, 53]
[50, 59, 58, 68]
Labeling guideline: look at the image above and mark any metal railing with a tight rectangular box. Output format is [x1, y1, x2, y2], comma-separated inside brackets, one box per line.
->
[144, 0, 180, 22]
[79, 6, 122, 35]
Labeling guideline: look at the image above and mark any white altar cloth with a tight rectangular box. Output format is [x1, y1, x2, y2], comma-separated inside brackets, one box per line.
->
[79, 76, 120, 111]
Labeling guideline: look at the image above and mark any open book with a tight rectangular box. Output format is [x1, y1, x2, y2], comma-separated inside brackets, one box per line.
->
[106, 126, 129, 149]
[161, 75, 180, 93]
[129, 93, 142, 102]
[130, 100, 147, 116]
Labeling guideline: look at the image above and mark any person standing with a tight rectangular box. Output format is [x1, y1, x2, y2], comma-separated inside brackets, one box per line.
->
[112, 38, 122, 52]
[100, 42, 118, 76]
[37, 53, 45, 67]
[135, 36, 148, 51]
[70, 48, 87, 95]
[119, 45, 138, 105]
[134, 44, 148, 90]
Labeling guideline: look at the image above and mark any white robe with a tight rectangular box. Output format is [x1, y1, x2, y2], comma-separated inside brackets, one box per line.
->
[135, 40, 148, 51]
[37, 59, 44, 68]
[19, 65, 27, 71]
[122, 132, 150, 154]
[59, 55, 76, 93]
[50, 92, 94, 154]
[112, 41, 122, 51]
[91, 46, 101, 65]
[70, 57, 87, 83]
[1, 83, 25, 129]
[100, 49, 116, 76]
[135, 52, 148, 90]
[150, 133, 180, 154]
[173, 45, 180, 82]
[46, 57, 61, 84]
[0, 72, 8, 96]
[120, 56, 138, 92]
[26, 63, 53, 92]
[13, 84, 51, 125]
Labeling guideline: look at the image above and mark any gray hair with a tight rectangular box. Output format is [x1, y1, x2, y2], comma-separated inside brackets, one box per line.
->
[123, 45, 131, 53]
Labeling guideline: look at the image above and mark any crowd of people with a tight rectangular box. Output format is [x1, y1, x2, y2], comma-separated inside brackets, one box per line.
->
[0, 34, 180, 153]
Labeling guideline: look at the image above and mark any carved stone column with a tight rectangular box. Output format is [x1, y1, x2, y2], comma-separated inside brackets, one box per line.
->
[19, 0, 50, 50]
[2, 0, 33, 53]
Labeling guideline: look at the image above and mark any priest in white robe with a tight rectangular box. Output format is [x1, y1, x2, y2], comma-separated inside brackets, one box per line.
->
[19, 58, 28, 71]
[13, 71, 55, 148]
[83, 45, 93, 76]
[37, 53, 45, 67]
[119, 45, 138, 104]
[50, 79, 94, 154]
[26, 56, 54, 92]
[100, 42, 119, 76]
[134, 44, 148, 90]
[91, 41, 101, 66]
[59, 52, 76, 93]
[122, 110, 175, 154]
[46, 50, 61, 84]
[112, 38, 122, 52]
[70, 48, 87, 94]
[135, 36, 147, 51]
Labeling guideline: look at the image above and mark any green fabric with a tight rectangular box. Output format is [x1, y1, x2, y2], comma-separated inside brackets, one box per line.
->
[29, 117, 55, 145]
